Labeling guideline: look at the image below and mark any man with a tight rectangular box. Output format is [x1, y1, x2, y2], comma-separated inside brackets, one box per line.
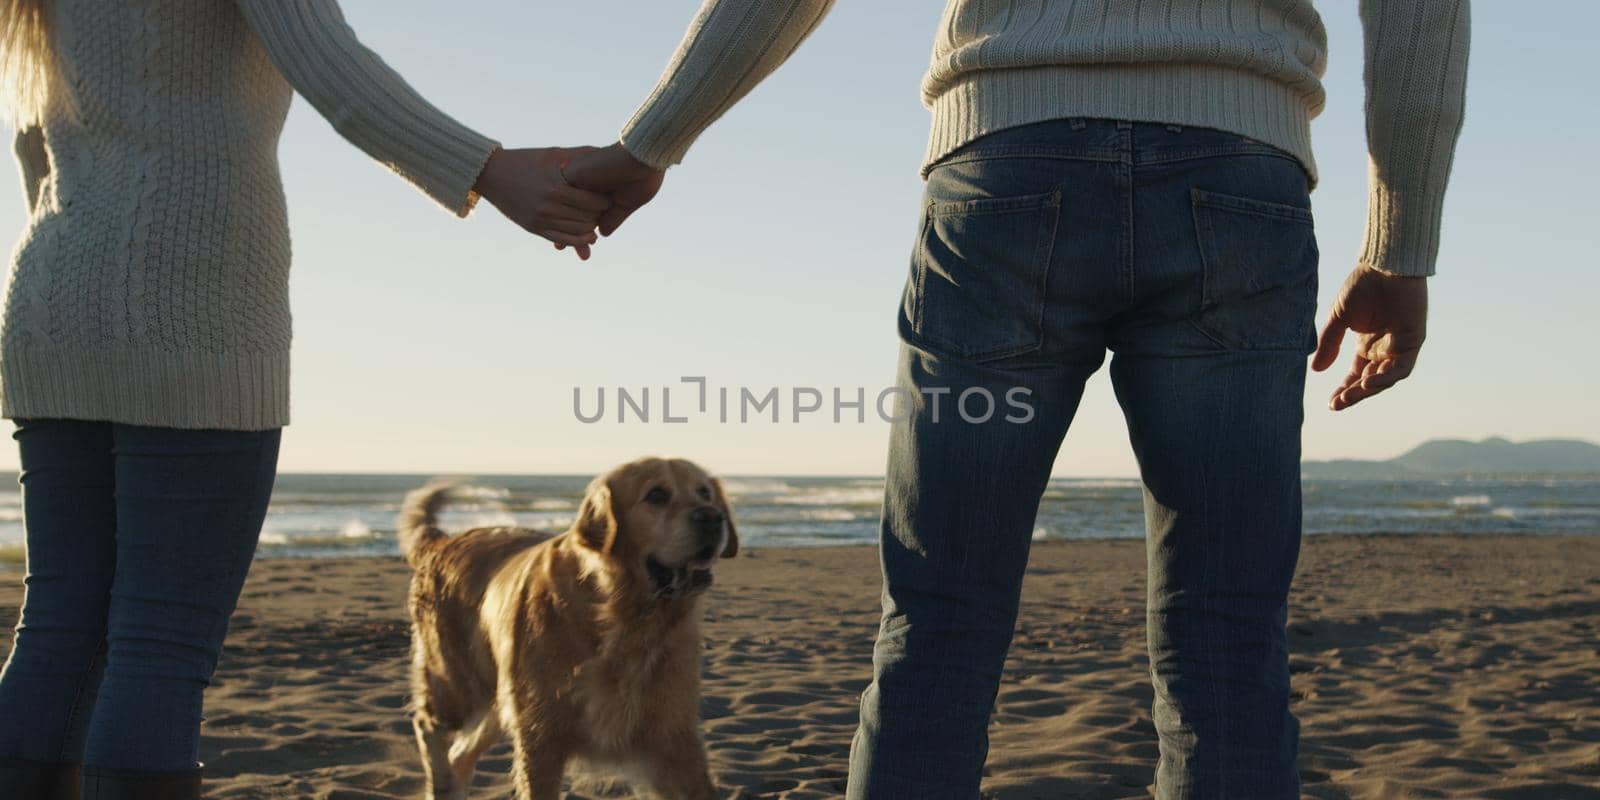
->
[568, 1, 1469, 797]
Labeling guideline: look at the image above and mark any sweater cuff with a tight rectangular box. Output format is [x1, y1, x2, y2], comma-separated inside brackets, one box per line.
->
[401, 126, 501, 218]
[618, 119, 687, 171]
[1356, 174, 1446, 278]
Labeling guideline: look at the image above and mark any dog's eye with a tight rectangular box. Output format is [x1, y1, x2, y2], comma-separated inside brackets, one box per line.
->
[644, 487, 671, 505]
[696, 485, 712, 501]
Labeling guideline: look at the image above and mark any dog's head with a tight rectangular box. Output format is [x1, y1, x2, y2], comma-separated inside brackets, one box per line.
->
[573, 457, 738, 599]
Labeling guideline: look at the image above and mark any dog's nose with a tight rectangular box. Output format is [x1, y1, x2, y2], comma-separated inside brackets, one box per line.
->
[690, 506, 724, 526]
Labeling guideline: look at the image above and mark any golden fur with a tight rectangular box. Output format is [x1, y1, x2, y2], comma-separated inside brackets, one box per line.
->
[0, 0, 52, 125]
[398, 458, 738, 800]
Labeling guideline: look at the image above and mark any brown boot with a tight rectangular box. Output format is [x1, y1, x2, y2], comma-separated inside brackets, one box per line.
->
[79, 766, 201, 800]
[0, 758, 81, 800]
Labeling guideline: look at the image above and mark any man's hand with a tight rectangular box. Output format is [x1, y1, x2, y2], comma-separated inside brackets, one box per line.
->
[1312, 266, 1429, 411]
[474, 147, 612, 260]
[563, 143, 666, 237]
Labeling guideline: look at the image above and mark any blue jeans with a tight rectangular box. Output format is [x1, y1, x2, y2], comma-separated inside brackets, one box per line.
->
[0, 419, 279, 771]
[846, 120, 1316, 799]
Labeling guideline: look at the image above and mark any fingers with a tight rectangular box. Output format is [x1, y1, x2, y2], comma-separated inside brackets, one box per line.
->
[1333, 376, 1393, 411]
[553, 241, 593, 261]
[537, 228, 597, 249]
[1328, 353, 1367, 409]
[1329, 347, 1420, 411]
[1311, 312, 1347, 372]
[539, 214, 601, 238]
[561, 148, 626, 192]
[557, 185, 612, 213]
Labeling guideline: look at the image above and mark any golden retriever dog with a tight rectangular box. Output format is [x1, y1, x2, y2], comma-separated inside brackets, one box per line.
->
[396, 457, 738, 800]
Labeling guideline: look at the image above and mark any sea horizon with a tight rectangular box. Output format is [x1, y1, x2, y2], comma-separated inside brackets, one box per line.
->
[3, 471, 1596, 566]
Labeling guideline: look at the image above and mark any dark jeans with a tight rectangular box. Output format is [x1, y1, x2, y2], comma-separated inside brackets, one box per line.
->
[846, 119, 1316, 799]
[0, 419, 279, 771]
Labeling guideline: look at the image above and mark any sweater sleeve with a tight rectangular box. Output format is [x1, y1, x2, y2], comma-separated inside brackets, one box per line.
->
[13, 126, 49, 214]
[233, 0, 500, 217]
[1357, 0, 1471, 277]
[619, 0, 835, 169]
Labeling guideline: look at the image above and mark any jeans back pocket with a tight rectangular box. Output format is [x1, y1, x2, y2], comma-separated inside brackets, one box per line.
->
[1191, 188, 1319, 352]
[900, 189, 1061, 362]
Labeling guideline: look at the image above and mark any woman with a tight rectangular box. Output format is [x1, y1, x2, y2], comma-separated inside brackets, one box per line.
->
[0, 0, 609, 796]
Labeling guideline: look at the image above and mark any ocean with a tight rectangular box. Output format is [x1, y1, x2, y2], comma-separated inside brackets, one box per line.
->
[1, 473, 1596, 564]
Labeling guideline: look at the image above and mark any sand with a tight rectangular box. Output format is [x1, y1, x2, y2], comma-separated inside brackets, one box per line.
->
[1, 534, 1597, 799]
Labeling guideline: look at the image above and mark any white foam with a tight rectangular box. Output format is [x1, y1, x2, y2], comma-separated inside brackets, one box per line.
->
[792, 508, 859, 522]
[453, 484, 511, 501]
[773, 488, 882, 507]
[1052, 478, 1143, 490]
[339, 519, 373, 539]
[719, 479, 796, 497]
[465, 511, 519, 528]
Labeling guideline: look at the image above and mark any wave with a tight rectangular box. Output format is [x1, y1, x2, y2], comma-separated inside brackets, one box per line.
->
[771, 488, 882, 507]
[719, 479, 797, 497]
[452, 484, 511, 502]
[1049, 478, 1143, 490]
[339, 519, 373, 538]
[740, 508, 861, 524]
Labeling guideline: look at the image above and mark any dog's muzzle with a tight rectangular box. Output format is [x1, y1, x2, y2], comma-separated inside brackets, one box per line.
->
[646, 554, 713, 600]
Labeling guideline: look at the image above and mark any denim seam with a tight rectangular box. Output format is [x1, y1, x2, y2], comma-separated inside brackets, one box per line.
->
[1204, 371, 1230, 796]
[1191, 189, 1314, 225]
[1192, 197, 1218, 308]
[1033, 189, 1064, 356]
[1118, 126, 1135, 300]
[911, 212, 931, 338]
[56, 638, 106, 762]
[932, 147, 1123, 169]
[929, 190, 1062, 217]
[1138, 146, 1301, 167]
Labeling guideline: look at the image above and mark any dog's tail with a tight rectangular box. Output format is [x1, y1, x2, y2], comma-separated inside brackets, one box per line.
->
[397, 479, 456, 566]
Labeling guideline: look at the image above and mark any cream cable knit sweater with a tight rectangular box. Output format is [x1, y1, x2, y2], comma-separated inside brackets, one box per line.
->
[620, 0, 1470, 279]
[3, 0, 499, 430]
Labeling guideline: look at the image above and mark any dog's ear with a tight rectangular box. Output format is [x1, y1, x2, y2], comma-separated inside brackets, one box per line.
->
[712, 477, 739, 558]
[575, 476, 620, 553]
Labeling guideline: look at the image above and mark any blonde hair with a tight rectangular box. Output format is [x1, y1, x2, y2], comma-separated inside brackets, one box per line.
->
[1, 0, 52, 125]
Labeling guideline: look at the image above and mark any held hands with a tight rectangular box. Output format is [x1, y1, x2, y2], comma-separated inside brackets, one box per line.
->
[1312, 265, 1429, 411]
[561, 143, 666, 237]
[473, 143, 665, 261]
[473, 147, 612, 260]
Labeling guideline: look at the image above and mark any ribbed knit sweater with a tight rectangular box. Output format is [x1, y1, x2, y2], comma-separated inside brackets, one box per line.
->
[3, 0, 498, 430]
[620, 0, 1470, 279]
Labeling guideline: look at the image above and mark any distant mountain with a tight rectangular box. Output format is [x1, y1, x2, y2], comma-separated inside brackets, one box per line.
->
[1303, 437, 1600, 478]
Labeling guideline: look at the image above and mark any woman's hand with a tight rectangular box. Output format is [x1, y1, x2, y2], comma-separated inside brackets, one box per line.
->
[474, 147, 613, 260]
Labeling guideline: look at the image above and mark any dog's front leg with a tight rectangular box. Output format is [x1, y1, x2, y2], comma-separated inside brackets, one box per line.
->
[638, 729, 719, 800]
[507, 728, 565, 800]
[448, 709, 502, 788]
[414, 713, 466, 800]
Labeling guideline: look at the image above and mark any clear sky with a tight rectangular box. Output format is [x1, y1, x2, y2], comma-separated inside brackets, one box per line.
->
[3, 1, 1595, 477]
